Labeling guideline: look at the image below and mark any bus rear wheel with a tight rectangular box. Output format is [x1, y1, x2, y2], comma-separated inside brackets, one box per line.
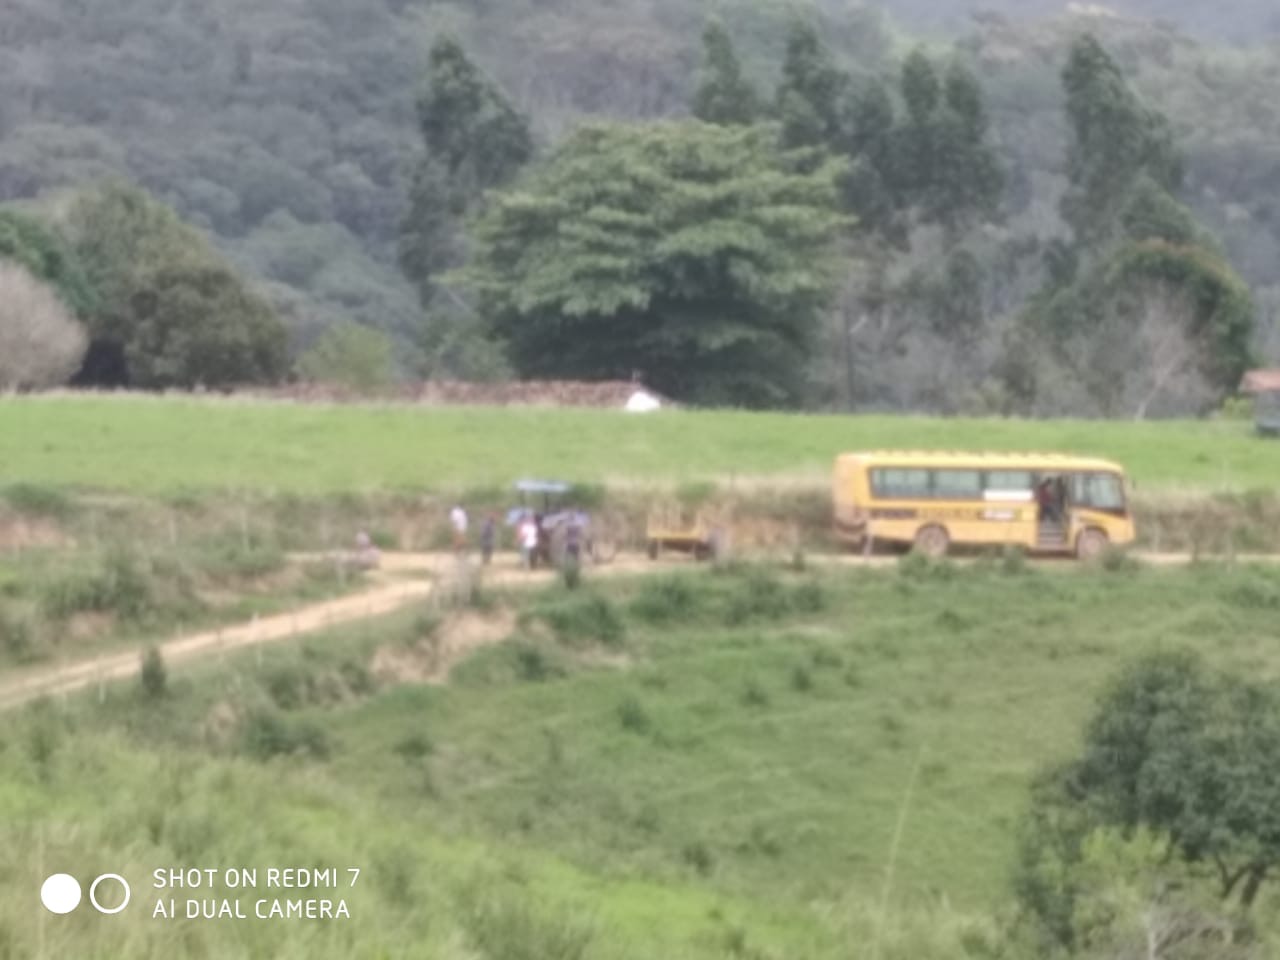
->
[913, 525, 950, 558]
[1076, 528, 1109, 562]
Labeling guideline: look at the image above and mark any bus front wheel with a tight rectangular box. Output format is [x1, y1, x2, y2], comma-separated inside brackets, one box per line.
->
[1076, 528, 1109, 562]
[913, 525, 950, 558]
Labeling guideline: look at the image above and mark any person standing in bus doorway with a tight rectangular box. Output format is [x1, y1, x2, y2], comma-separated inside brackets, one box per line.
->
[1036, 479, 1057, 524]
[450, 504, 468, 553]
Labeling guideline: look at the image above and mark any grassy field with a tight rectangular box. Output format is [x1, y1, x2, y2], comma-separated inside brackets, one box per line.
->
[3, 560, 1278, 958]
[0, 394, 1275, 495]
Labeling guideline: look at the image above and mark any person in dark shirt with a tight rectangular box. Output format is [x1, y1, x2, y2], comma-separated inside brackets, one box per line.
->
[480, 513, 496, 565]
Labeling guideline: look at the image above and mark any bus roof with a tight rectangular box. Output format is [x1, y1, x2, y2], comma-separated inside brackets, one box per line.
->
[834, 451, 1126, 474]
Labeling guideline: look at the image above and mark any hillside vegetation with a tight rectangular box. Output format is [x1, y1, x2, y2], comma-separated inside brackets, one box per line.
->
[4, 1, 1280, 412]
[2, 563, 1278, 957]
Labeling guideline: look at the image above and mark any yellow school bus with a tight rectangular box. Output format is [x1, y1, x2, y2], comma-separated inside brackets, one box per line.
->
[833, 451, 1136, 559]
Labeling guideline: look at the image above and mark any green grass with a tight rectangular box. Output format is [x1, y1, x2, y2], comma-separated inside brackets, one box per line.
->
[3, 562, 1279, 958]
[0, 393, 1275, 495]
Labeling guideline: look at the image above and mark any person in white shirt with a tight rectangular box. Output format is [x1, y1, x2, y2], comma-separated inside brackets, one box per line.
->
[519, 514, 538, 569]
[450, 505, 468, 552]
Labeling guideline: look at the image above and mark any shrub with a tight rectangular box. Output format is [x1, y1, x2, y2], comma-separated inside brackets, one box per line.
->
[898, 552, 955, 581]
[1000, 546, 1028, 576]
[241, 710, 330, 760]
[630, 576, 703, 626]
[514, 643, 557, 682]
[791, 579, 825, 614]
[617, 695, 652, 735]
[741, 678, 770, 708]
[725, 570, 790, 625]
[681, 841, 715, 876]
[0, 610, 37, 663]
[393, 732, 434, 760]
[140, 645, 167, 699]
[561, 560, 581, 591]
[369, 528, 398, 550]
[196, 535, 286, 582]
[1101, 547, 1140, 574]
[538, 593, 625, 649]
[265, 664, 309, 710]
[41, 547, 153, 621]
[3, 483, 74, 519]
[790, 664, 814, 692]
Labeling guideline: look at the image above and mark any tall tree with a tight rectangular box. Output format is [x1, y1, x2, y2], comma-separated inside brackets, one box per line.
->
[691, 20, 759, 127]
[63, 181, 287, 389]
[399, 36, 533, 304]
[775, 17, 846, 152]
[1013, 35, 1252, 416]
[464, 122, 847, 407]
[1061, 34, 1183, 249]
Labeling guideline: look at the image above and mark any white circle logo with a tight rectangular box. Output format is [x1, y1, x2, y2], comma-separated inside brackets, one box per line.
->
[89, 874, 131, 915]
[40, 874, 82, 915]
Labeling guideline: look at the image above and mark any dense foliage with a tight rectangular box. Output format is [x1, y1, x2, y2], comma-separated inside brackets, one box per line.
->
[61, 182, 288, 389]
[1, 0, 1278, 410]
[1019, 650, 1280, 952]
[466, 121, 846, 406]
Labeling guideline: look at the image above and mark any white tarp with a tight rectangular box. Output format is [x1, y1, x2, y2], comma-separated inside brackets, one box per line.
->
[624, 390, 661, 413]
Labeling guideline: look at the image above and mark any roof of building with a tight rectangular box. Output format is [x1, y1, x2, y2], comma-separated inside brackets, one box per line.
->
[1240, 370, 1280, 394]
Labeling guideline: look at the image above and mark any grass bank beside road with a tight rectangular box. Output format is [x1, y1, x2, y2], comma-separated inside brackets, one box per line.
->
[0, 393, 1273, 496]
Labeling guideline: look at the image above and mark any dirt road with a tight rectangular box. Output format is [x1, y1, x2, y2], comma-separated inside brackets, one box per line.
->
[0, 553, 656, 713]
[0, 549, 1265, 713]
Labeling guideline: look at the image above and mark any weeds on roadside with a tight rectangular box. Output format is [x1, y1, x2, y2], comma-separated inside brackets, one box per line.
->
[3, 483, 75, 519]
[140, 645, 167, 699]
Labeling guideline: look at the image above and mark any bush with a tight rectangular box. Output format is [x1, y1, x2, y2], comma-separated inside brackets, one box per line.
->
[681, 841, 715, 876]
[538, 593, 625, 648]
[3, 483, 74, 519]
[630, 576, 703, 626]
[196, 535, 286, 582]
[140, 645, 167, 699]
[790, 664, 814, 692]
[725, 569, 790, 625]
[791, 579, 825, 613]
[265, 664, 309, 710]
[1101, 547, 1140, 574]
[741, 678, 770, 708]
[617, 695, 652, 735]
[393, 732, 434, 760]
[514, 643, 559, 682]
[561, 560, 581, 591]
[898, 552, 955, 581]
[41, 547, 153, 621]
[241, 710, 330, 760]
[1000, 546, 1028, 576]
[0, 610, 37, 663]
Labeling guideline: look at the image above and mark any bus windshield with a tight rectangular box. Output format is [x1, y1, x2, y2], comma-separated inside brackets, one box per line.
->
[1071, 472, 1126, 512]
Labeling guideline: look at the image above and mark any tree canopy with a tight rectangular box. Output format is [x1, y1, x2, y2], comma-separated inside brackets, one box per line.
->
[1018, 650, 1280, 950]
[62, 181, 288, 389]
[465, 121, 847, 407]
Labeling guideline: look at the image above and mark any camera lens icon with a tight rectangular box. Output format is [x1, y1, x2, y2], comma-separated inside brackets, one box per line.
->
[41, 873, 131, 915]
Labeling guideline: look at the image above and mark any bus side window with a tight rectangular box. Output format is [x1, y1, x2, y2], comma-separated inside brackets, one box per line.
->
[871, 468, 930, 499]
